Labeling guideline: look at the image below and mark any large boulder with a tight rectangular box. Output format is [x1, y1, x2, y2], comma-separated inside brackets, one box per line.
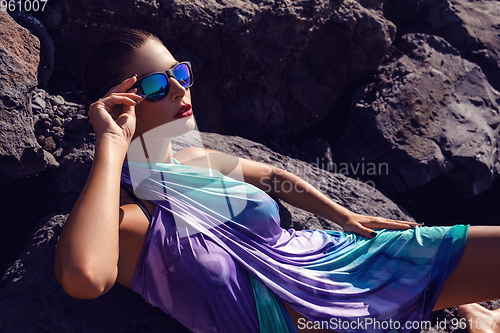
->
[333, 33, 500, 197]
[416, 0, 500, 92]
[47, 0, 396, 139]
[0, 128, 414, 332]
[0, 10, 52, 199]
[0, 11, 64, 273]
[9, 10, 56, 90]
[0, 83, 94, 273]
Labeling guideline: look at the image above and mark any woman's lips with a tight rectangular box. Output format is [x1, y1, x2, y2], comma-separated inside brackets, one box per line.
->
[174, 104, 193, 118]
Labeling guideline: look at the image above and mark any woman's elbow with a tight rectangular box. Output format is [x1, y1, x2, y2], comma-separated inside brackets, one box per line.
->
[54, 264, 117, 300]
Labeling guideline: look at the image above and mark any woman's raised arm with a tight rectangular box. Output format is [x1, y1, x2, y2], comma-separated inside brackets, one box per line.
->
[54, 138, 127, 299]
[54, 75, 144, 299]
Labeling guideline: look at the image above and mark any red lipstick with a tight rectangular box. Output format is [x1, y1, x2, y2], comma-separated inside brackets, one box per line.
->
[174, 104, 193, 118]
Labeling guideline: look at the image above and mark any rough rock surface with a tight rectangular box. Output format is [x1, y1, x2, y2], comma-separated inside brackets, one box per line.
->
[47, 0, 396, 140]
[9, 10, 55, 90]
[0, 128, 413, 333]
[414, 0, 500, 92]
[333, 33, 500, 197]
[0, 10, 48, 200]
[0, 82, 94, 273]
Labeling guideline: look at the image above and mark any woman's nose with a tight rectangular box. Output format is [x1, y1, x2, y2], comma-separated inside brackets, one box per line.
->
[169, 77, 186, 101]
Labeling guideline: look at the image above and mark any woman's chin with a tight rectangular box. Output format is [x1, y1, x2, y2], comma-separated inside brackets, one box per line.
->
[169, 114, 196, 138]
[134, 115, 197, 141]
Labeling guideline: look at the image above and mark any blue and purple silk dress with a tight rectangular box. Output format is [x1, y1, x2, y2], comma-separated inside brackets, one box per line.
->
[120, 159, 468, 333]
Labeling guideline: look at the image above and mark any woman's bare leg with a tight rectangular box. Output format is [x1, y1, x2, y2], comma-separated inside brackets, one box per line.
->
[434, 226, 500, 310]
[457, 303, 500, 333]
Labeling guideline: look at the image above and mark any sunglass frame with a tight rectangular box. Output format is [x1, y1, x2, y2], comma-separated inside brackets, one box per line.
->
[132, 61, 194, 101]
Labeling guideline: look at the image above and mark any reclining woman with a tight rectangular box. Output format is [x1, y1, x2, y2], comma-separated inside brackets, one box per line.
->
[53, 28, 500, 333]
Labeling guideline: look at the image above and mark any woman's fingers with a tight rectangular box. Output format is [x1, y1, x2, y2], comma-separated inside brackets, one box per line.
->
[343, 221, 378, 238]
[345, 214, 426, 239]
[371, 216, 421, 226]
[352, 213, 419, 226]
[88, 92, 144, 134]
[93, 94, 142, 121]
[377, 217, 419, 225]
[370, 220, 423, 230]
[86, 75, 145, 145]
[351, 216, 421, 231]
[104, 74, 138, 97]
[358, 226, 378, 239]
[98, 93, 144, 110]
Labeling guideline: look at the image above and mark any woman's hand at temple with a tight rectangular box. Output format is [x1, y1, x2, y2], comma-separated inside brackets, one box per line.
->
[341, 212, 422, 238]
[87, 74, 145, 147]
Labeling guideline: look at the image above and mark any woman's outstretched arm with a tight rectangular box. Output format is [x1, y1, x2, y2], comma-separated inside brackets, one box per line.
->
[174, 147, 420, 238]
[248, 158, 420, 237]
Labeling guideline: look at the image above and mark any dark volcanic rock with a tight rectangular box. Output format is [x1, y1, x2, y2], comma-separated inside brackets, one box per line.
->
[383, 0, 423, 26]
[417, 0, 500, 92]
[29, 87, 96, 213]
[49, 0, 395, 139]
[9, 10, 55, 90]
[333, 33, 500, 197]
[0, 84, 92, 273]
[0, 11, 56, 200]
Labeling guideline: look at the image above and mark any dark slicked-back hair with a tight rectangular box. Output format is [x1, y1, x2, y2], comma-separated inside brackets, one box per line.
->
[82, 28, 162, 112]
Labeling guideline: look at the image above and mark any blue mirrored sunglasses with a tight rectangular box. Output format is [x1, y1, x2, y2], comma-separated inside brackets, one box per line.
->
[132, 61, 193, 102]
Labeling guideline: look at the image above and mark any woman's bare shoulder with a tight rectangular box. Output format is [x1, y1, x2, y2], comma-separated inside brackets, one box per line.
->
[173, 146, 223, 164]
[173, 146, 276, 189]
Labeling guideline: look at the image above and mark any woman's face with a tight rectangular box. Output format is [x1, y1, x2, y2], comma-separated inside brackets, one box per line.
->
[124, 39, 195, 141]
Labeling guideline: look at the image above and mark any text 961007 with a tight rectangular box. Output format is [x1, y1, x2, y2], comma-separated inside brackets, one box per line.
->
[1, 0, 47, 12]
[451, 317, 498, 330]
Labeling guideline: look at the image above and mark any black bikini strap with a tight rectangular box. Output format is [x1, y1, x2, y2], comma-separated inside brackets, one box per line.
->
[120, 181, 153, 222]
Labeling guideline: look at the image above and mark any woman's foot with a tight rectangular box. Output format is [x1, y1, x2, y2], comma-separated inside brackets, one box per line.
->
[457, 303, 500, 333]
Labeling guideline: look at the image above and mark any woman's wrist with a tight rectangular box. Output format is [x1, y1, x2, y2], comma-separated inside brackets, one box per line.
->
[329, 199, 356, 227]
[328, 204, 355, 227]
[95, 133, 129, 153]
[94, 134, 129, 166]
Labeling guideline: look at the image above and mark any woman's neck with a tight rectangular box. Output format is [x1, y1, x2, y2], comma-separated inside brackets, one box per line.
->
[125, 131, 174, 164]
[123, 116, 197, 165]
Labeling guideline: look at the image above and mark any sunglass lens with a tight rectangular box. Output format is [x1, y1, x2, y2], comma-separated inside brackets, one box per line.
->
[142, 74, 168, 102]
[173, 64, 192, 88]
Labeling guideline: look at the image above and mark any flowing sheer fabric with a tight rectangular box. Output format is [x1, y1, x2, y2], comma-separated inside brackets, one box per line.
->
[249, 272, 298, 332]
[121, 159, 468, 333]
